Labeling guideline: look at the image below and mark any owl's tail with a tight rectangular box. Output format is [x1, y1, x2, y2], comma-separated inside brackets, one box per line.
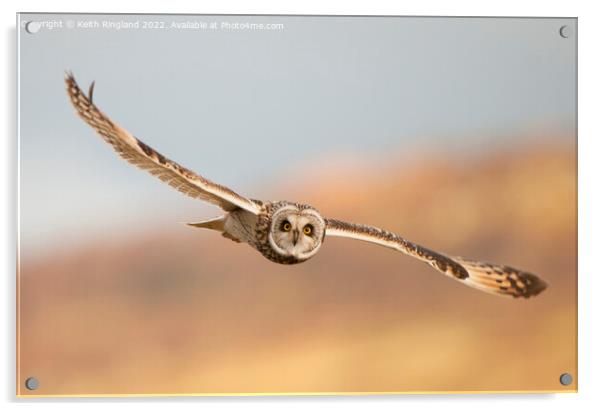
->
[186, 216, 225, 231]
[186, 216, 243, 243]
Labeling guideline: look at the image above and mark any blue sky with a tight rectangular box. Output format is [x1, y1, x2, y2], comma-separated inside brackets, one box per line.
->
[18, 14, 576, 253]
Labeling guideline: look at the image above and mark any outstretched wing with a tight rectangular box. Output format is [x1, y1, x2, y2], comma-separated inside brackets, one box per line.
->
[325, 219, 547, 299]
[65, 73, 261, 215]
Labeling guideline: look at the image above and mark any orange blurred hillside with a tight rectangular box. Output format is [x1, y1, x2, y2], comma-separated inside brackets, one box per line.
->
[18, 142, 576, 395]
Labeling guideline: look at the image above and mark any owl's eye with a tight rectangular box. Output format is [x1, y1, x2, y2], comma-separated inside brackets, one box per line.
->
[282, 221, 292, 232]
[303, 225, 313, 235]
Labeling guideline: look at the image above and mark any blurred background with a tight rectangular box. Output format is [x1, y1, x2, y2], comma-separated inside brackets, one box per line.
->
[18, 14, 576, 395]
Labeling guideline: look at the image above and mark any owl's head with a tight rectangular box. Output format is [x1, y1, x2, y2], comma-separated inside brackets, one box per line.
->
[268, 204, 325, 261]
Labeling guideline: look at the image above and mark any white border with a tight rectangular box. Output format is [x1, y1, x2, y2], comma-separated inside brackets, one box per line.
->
[3, 0, 600, 409]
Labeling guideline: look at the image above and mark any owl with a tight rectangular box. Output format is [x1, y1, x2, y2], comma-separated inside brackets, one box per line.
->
[65, 74, 547, 299]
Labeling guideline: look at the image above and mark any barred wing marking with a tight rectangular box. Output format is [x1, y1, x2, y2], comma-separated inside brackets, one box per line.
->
[65, 73, 261, 215]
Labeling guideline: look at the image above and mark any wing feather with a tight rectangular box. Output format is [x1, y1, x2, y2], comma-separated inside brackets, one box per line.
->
[65, 73, 261, 215]
[325, 218, 547, 299]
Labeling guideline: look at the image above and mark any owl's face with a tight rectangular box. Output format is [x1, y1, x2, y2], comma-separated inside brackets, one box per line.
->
[268, 204, 325, 261]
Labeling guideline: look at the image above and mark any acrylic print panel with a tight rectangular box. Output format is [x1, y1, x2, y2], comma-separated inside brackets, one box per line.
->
[17, 13, 577, 396]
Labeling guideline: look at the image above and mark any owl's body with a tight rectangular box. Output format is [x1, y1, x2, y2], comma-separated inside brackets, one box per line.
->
[195, 201, 324, 265]
[65, 73, 548, 299]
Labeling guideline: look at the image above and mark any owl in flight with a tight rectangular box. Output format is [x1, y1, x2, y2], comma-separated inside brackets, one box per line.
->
[66, 74, 547, 299]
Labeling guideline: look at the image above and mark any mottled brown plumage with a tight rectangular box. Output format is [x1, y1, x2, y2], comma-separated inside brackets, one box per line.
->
[65, 73, 547, 299]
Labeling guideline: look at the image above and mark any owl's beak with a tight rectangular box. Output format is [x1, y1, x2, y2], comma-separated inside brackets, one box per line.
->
[292, 230, 299, 245]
